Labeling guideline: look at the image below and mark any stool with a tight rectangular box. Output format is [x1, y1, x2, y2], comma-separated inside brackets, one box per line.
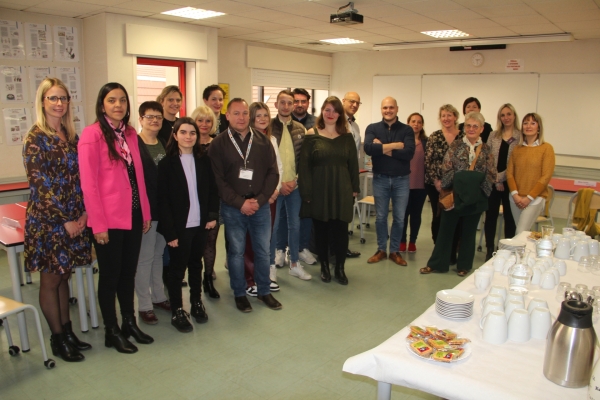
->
[0, 296, 55, 369]
[69, 262, 99, 332]
[356, 195, 375, 243]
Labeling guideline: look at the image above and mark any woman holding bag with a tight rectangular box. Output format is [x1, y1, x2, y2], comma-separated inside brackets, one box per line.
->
[420, 112, 496, 277]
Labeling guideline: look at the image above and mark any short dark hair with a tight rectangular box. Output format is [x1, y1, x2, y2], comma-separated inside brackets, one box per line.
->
[462, 97, 481, 114]
[165, 117, 204, 157]
[277, 90, 294, 101]
[157, 85, 183, 104]
[292, 88, 310, 101]
[139, 101, 163, 117]
[202, 84, 226, 101]
[226, 98, 247, 111]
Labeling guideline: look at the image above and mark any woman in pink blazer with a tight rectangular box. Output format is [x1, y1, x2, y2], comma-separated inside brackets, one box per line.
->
[79, 82, 152, 354]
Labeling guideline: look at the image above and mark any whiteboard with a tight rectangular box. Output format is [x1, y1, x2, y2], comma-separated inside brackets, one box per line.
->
[538, 74, 600, 158]
[421, 73, 539, 135]
[372, 75, 422, 125]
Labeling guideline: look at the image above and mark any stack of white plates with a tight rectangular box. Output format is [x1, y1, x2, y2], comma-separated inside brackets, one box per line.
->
[435, 289, 474, 320]
[498, 238, 526, 253]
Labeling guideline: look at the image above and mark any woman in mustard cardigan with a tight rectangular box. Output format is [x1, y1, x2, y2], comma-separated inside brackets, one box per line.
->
[506, 113, 555, 234]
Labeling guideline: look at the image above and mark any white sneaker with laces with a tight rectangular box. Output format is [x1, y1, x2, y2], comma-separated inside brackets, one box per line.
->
[270, 280, 280, 292]
[275, 250, 286, 268]
[289, 263, 312, 280]
[246, 285, 258, 297]
[269, 264, 277, 282]
[298, 248, 317, 265]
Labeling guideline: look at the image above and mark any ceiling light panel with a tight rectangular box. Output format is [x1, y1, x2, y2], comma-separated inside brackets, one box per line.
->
[161, 7, 225, 20]
[320, 38, 364, 44]
[421, 29, 470, 38]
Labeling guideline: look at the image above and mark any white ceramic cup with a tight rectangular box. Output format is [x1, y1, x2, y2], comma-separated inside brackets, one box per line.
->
[590, 239, 599, 256]
[502, 258, 515, 276]
[480, 301, 505, 328]
[527, 298, 549, 313]
[548, 267, 560, 283]
[531, 267, 543, 285]
[481, 293, 504, 308]
[575, 230, 587, 237]
[530, 307, 553, 339]
[563, 227, 575, 236]
[553, 260, 567, 276]
[555, 238, 572, 260]
[474, 270, 492, 290]
[534, 261, 547, 272]
[493, 256, 507, 272]
[495, 249, 512, 259]
[480, 265, 495, 277]
[540, 271, 556, 289]
[570, 235, 579, 248]
[538, 256, 554, 269]
[505, 289, 525, 305]
[482, 311, 508, 345]
[508, 308, 531, 342]
[573, 241, 590, 262]
[552, 233, 563, 245]
[488, 285, 508, 301]
[505, 299, 525, 319]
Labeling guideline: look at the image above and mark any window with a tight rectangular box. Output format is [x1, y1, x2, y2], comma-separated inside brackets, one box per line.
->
[136, 58, 186, 124]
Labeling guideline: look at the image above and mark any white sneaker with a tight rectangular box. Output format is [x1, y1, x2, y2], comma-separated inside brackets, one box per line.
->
[270, 264, 277, 282]
[246, 285, 258, 297]
[270, 280, 280, 292]
[275, 250, 286, 268]
[289, 263, 312, 280]
[298, 248, 317, 265]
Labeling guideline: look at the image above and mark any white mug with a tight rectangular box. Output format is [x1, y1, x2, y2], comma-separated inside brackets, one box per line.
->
[590, 239, 599, 256]
[562, 227, 575, 236]
[540, 271, 556, 289]
[505, 299, 525, 319]
[505, 289, 525, 305]
[508, 308, 531, 342]
[575, 230, 587, 237]
[553, 260, 567, 276]
[480, 301, 505, 328]
[530, 307, 553, 339]
[570, 235, 579, 247]
[552, 233, 563, 245]
[555, 238, 572, 260]
[474, 270, 492, 290]
[482, 311, 508, 345]
[527, 298, 549, 313]
[531, 267, 543, 285]
[548, 267, 560, 283]
[573, 241, 590, 262]
[538, 256, 554, 269]
[480, 265, 495, 277]
[534, 261, 547, 272]
[493, 256, 507, 271]
[495, 249, 512, 259]
[481, 293, 504, 308]
[488, 285, 507, 301]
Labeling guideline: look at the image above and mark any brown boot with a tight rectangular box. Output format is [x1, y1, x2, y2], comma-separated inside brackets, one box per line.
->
[367, 250, 387, 264]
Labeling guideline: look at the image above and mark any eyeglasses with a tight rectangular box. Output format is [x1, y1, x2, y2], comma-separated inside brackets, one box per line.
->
[465, 124, 481, 130]
[45, 96, 71, 104]
[141, 115, 164, 121]
[344, 99, 362, 106]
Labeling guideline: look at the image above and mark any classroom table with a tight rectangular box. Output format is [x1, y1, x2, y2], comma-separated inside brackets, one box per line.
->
[0, 202, 30, 351]
[343, 231, 598, 400]
[0, 181, 29, 202]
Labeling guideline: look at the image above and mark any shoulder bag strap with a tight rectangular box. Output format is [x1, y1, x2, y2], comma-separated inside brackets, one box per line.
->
[469, 144, 483, 171]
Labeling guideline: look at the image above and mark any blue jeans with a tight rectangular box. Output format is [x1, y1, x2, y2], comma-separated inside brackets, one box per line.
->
[270, 188, 301, 264]
[221, 201, 271, 297]
[275, 206, 312, 251]
[372, 174, 410, 253]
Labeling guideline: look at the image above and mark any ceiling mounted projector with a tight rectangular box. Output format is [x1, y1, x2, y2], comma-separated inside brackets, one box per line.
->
[330, 2, 363, 25]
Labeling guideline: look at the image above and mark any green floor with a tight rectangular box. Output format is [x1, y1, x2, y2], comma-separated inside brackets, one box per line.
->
[0, 206, 564, 399]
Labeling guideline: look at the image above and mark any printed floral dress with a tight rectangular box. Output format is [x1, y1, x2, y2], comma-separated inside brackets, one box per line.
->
[22, 126, 91, 274]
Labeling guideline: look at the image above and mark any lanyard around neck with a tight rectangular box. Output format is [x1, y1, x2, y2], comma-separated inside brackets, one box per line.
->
[228, 127, 253, 169]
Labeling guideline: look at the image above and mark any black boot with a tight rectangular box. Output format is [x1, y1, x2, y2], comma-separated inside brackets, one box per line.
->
[191, 299, 209, 323]
[63, 321, 92, 351]
[485, 248, 494, 261]
[320, 260, 331, 283]
[203, 273, 220, 299]
[105, 326, 138, 354]
[334, 263, 348, 285]
[50, 332, 84, 362]
[121, 315, 154, 344]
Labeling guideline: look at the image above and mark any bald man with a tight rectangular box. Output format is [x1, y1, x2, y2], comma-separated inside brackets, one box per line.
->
[364, 97, 415, 266]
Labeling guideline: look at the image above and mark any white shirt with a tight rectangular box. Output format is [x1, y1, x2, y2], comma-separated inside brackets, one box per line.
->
[180, 154, 201, 228]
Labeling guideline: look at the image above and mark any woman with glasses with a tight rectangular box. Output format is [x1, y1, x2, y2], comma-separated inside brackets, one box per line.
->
[156, 85, 183, 145]
[79, 82, 153, 354]
[157, 117, 219, 332]
[135, 101, 171, 325]
[23, 78, 91, 362]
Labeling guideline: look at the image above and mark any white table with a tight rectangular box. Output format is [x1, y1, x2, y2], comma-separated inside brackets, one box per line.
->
[343, 231, 598, 400]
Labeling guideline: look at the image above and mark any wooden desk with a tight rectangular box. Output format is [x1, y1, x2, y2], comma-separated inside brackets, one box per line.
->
[0, 202, 30, 351]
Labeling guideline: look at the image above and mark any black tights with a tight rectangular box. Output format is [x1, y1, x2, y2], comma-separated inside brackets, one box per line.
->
[313, 219, 349, 265]
[39, 271, 71, 334]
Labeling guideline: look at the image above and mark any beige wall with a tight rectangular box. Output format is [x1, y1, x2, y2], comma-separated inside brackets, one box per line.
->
[330, 39, 600, 169]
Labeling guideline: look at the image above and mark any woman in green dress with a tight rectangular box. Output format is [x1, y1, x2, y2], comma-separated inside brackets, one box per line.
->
[299, 96, 360, 285]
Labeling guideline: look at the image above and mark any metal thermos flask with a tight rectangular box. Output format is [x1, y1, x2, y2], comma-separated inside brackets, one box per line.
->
[543, 300, 596, 388]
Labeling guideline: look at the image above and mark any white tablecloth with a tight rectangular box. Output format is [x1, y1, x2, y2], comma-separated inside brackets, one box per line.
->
[343, 231, 598, 399]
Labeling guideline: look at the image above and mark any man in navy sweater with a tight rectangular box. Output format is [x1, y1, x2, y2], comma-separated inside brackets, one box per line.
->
[364, 97, 415, 266]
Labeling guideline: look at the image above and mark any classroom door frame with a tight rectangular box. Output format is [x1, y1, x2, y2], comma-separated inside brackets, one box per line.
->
[137, 57, 187, 117]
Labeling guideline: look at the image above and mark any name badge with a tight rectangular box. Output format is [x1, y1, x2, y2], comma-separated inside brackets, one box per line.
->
[239, 168, 253, 180]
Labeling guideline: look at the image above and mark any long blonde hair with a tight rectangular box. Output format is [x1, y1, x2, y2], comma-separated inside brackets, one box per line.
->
[190, 105, 217, 136]
[34, 78, 76, 143]
[493, 103, 520, 139]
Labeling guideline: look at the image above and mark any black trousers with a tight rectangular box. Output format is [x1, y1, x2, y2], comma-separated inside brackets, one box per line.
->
[401, 188, 428, 244]
[167, 226, 207, 311]
[425, 183, 461, 259]
[313, 219, 348, 266]
[484, 182, 516, 250]
[94, 208, 143, 328]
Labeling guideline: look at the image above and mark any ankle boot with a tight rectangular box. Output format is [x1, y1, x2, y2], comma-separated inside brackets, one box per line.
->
[63, 321, 92, 351]
[320, 260, 331, 283]
[334, 263, 348, 285]
[105, 326, 138, 354]
[191, 299, 209, 323]
[203, 273, 220, 299]
[121, 315, 154, 344]
[50, 332, 84, 362]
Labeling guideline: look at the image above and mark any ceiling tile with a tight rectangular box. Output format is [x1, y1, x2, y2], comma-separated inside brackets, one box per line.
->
[233, 0, 304, 7]
[343, 19, 394, 30]
[361, 26, 415, 36]
[230, 31, 286, 40]
[237, 10, 296, 22]
[305, 23, 361, 33]
[209, 15, 263, 26]
[555, 19, 600, 30]
[263, 36, 310, 44]
[281, 16, 327, 28]
[276, 27, 319, 36]
[491, 14, 552, 26]
[400, 0, 466, 13]
[524, 0, 598, 12]
[158, 0, 218, 5]
[115, 1, 175, 13]
[473, 4, 538, 18]
[0, 0, 41, 9]
[187, 19, 229, 28]
[376, 13, 439, 26]
[195, 1, 265, 14]
[402, 22, 455, 32]
[538, 9, 600, 23]
[101, 7, 154, 17]
[452, 0, 523, 6]
[28, 0, 105, 13]
[348, 3, 407, 18]
[451, 18, 502, 30]
[571, 27, 600, 39]
[76, 0, 128, 6]
[24, 6, 84, 17]
[270, 2, 336, 16]
[426, 8, 488, 22]
[147, 14, 194, 23]
[381, 32, 436, 41]
[506, 23, 564, 35]
[238, 21, 292, 31]
[218, 26, 262, 37]
[299, 31, 361, 41]
[461, 26, 518, 37]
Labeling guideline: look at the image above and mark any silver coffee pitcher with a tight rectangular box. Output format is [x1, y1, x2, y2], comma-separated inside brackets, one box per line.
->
[543, 300, 597, 388]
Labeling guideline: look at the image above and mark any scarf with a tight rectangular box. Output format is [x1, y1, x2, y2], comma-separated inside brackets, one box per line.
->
[462, 135, 482, 164]
[105, 116, 132, 165]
